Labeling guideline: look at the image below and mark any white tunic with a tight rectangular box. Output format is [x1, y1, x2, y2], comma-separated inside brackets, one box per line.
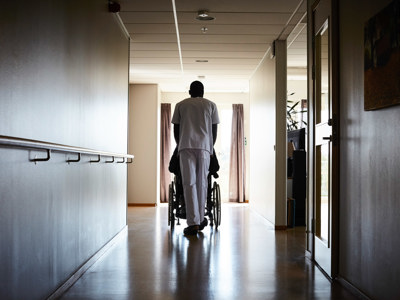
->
[171, 97, 220, 153]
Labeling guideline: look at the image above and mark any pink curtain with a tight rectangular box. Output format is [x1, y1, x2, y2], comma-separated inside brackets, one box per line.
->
[160, 103, 171, 203]
[229, 104, 246, 202]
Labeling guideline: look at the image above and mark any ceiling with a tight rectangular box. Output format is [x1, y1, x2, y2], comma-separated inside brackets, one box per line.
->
[118, 0, 307, 92]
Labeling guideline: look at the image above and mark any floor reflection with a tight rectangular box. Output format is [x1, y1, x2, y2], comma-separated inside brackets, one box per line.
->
[60, 204, 357, 300]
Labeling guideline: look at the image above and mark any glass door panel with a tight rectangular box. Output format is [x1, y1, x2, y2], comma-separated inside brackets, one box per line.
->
[318, 27, 330, 124]
[314, 17, 332, 275]
[316, 144, 330, 244]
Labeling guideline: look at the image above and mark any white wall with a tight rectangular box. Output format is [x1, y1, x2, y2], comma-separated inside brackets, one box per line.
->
[128, 84, 160, 204]
[249, 53, 277, 223]
[287, 80, 308, 101]
[249, 42, 287, 227]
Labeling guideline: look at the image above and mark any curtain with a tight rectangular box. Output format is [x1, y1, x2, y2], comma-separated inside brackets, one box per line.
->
[229, 104, 246, 202]
[160, 103, 171, 203]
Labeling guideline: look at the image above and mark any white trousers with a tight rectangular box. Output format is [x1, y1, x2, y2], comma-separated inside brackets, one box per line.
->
[179, 149, 210, 226]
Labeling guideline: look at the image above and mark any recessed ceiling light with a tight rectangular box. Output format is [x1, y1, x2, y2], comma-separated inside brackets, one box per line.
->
[196, 10, 215, 21]
[196, 59, 208, 63]
[198, 11, 208, 17]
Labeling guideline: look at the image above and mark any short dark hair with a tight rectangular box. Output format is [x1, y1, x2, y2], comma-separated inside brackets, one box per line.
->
[189, 81, 204, 97]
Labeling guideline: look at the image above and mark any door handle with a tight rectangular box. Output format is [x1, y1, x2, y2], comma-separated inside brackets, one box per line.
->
[323, 135, 332, 141]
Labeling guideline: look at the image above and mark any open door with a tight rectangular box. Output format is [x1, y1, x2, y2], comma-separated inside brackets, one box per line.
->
[310, 0, 339, 278]
[314, 19, 332, 274]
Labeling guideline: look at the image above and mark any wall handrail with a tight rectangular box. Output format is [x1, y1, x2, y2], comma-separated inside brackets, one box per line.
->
[0, 135, 134, 163]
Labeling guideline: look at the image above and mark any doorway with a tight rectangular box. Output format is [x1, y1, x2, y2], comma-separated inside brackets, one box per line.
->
[213, 104, 233, 203]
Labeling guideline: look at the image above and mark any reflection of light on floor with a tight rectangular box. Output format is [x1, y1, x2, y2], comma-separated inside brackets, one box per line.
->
[62, 205, 356, 299]
[320, 197, 329, 242]
[214, 211, 235, 299]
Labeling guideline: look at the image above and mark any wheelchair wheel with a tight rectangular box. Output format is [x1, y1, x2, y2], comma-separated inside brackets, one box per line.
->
[212, 182, 221, 229]
[168, 182, 175, 228]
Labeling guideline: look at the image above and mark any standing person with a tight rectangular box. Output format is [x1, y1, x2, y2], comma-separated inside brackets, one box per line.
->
[171, 81, 220, 235]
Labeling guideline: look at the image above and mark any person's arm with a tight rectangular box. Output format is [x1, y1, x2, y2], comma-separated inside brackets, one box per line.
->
[212, 124, 218, 145]
[174, 124, 180, 144]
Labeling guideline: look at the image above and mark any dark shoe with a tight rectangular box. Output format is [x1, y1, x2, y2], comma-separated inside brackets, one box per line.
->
[184, 225, 199, 235]
[199, 218, 208, 231]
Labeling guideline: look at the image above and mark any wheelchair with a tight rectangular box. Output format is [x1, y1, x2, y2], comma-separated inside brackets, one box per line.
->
[168, 169, 221, 230]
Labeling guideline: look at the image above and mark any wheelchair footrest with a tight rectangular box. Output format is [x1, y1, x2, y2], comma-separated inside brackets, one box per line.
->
[176, 209, 186, 219]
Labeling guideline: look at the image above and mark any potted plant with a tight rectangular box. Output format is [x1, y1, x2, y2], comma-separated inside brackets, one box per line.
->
[287, 93, 307, 131]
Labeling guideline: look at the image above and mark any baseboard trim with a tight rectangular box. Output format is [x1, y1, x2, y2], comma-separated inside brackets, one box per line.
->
[275, 225, 287, 230]
[128, 203, 157, 207]
[305, 250, 312, 260]
[47, 225, 128, 300]
[336, 276, 371, 300]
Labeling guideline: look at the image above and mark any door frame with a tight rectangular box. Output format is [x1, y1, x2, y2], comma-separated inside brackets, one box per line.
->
[307, 0, 340, 279]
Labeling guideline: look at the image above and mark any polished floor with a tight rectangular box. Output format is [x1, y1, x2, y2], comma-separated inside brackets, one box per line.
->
[60, 204, 357, 300]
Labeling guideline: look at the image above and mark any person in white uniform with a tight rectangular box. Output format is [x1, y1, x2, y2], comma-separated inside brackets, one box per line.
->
[171, 81, 220, 235]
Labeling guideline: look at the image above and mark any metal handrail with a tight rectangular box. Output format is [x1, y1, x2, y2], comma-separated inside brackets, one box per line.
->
[0, 135, 134, 163]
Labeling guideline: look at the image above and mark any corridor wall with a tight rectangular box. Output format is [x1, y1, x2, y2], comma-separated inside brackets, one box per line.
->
[249, 41, 287, 227]
[337, 0, 400, 298]
[0, 1, 129, 299]
[128, 84, 160, 205]
[249, 50, 276, 223]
